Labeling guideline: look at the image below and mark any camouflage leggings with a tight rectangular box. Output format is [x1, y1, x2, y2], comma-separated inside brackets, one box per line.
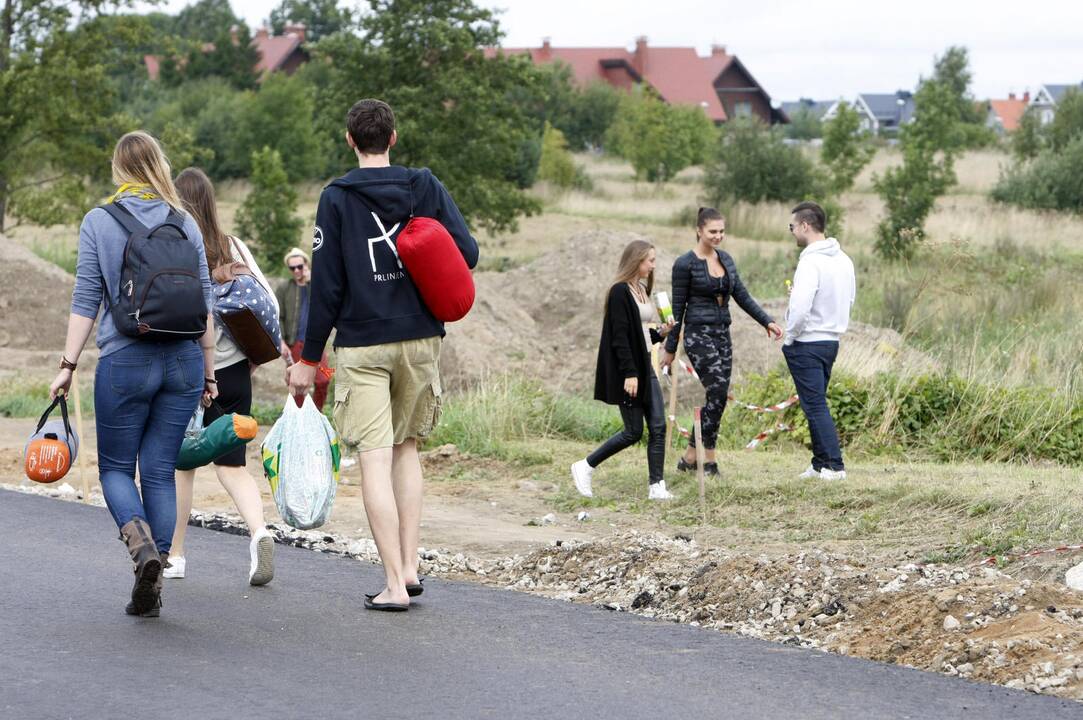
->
[684, 324, 733, 450]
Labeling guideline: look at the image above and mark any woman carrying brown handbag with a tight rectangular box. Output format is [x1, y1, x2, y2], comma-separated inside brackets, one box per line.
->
[165, 167, 287, 586]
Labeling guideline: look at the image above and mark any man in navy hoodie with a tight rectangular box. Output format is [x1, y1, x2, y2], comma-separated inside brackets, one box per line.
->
[288, 99, 479, 610]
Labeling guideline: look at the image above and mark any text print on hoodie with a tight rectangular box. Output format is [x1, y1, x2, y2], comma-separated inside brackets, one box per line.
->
[301, 166, 480, 364]
[784, 237, 856, 346]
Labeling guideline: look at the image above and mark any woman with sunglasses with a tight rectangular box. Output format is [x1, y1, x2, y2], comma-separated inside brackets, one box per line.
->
[660, 207, 783, 476]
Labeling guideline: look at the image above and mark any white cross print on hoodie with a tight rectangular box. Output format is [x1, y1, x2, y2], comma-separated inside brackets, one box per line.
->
[784, 238, 856, 345]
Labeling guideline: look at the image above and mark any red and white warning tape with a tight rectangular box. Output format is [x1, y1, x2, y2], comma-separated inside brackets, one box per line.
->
[976, 543, 1083, 567]
[664, 355, 800, 450]
[744, 423, 793, 450]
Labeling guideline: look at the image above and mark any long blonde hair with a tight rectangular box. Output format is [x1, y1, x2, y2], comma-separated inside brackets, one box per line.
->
[111, 131, 184, 211]
[175, 167, 232, 269]
[612, 240, 654, 295]
[604, 240, 654, 314]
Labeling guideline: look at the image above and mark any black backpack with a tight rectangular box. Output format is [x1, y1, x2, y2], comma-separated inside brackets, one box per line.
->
[101, 202, 208, 341]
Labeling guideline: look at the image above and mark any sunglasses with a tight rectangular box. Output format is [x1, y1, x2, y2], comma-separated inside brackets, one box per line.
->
[288, 264, 305, 271]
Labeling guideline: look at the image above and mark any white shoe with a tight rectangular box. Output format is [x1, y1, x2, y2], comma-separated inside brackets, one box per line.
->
[798, 465, 820, 480]
[1067, 561, 1083, 591]
[163, 556, 186, 579]
[570, 459, 594, 497]
[649, 480, 675, 501]
[249, 528, 275, 586]
[820, 468, 847, 481]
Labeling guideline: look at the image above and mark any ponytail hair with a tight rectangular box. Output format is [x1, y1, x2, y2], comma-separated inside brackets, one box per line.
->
[696, 206, 724, 228]
[111, 131, 184, 212]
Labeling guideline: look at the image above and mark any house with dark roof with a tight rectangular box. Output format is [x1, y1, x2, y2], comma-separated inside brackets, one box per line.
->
[985, 92, 1029, 134]
[779, 98, 834, 121]
[143, 23, 309, 82]
[1030, 82, 1083, 124]
[824, 91, 914, 135]
[491, 37, 787, 125]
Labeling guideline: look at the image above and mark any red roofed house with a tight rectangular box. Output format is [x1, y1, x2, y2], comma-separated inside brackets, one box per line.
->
[143, 24, 309, 82]
[252, 24, 309, 78]
[986, 92, 1030, 134]
[492, 37, 787, 125]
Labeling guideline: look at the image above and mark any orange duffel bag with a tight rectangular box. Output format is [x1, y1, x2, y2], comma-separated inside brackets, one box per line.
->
[25, 394, 79, 484]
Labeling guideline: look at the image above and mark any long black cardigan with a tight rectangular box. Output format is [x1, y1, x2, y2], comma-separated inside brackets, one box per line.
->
[594, 283, 661, 407]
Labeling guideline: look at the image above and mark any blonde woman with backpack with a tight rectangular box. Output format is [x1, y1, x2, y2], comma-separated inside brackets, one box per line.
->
[49, 131, 217, 618]
[166, 167, 285, 586]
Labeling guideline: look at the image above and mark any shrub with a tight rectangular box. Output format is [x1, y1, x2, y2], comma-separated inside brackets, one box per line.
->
[537, 122, 577, 189]
[991, 134, 1083, 213]
[703, 116, 819, 205]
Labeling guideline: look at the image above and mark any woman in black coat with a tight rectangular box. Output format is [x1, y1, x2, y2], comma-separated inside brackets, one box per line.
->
[571, 240, 675, 501]
[660, 207, 783, 476]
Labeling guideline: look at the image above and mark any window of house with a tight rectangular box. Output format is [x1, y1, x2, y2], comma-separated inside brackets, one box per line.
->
[734, 101, 752, 117]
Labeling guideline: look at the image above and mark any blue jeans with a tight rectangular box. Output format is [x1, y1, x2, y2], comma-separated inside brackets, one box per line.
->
[783, 341, 844, 472]
[94, 341, 204, 553]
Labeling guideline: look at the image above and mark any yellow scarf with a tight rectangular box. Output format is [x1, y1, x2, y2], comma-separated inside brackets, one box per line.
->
[107, 182, 158, 203]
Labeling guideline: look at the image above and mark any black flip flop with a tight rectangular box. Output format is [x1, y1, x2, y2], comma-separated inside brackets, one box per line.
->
[364, 595, 409, 612]
[406, 578, 425, 597]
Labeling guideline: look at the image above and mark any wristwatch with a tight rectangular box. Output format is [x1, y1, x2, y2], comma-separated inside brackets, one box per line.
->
[59, 356, 77, 371]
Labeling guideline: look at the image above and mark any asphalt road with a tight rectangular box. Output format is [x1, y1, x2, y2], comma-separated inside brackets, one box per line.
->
[2, 488, 1080, 720]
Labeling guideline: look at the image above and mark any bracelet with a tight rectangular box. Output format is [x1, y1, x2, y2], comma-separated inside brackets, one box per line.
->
[298, 358, 319, 367]
[59, 356, 77, 371]
[204, 378, 217, 385]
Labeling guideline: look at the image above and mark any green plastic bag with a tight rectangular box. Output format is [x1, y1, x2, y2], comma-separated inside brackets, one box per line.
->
[176, 411, 259, 471]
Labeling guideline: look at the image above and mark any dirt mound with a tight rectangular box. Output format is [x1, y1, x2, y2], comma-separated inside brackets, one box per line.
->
[427, 532, 1083, 701]
[443, 231, 933, 395]
[0, 239, 74, 353]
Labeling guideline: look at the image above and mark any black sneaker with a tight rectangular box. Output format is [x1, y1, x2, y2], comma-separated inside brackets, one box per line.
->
[676, 457, 695, 473]
[703, 462, 720, 477]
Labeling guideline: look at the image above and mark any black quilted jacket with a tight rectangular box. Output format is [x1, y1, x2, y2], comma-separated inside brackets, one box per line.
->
[663, 249, 774, 354]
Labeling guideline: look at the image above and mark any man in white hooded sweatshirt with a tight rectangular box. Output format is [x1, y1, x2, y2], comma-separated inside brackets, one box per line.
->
[783, 202, 856, 481]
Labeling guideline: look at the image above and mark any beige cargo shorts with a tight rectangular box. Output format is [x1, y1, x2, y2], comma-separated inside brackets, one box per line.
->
[332, 336, 442, 452]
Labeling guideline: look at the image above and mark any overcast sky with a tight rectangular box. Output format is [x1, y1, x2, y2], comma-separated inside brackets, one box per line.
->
[148, 0, 1083, 100]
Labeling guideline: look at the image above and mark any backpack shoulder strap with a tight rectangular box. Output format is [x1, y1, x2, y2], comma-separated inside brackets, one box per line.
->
[99, 202, 144, 235]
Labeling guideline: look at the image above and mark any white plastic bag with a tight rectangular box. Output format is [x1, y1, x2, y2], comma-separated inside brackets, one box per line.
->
[261, 395, 340, 529]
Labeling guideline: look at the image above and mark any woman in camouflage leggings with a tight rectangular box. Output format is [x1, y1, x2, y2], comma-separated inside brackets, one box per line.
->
[660, 208, 782, 475]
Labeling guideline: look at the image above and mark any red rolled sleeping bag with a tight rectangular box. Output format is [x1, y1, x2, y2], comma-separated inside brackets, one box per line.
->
[396, 217, 475, 322]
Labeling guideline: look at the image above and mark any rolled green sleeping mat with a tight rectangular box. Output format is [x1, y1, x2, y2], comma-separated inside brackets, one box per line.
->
[176, 413, 259, 471]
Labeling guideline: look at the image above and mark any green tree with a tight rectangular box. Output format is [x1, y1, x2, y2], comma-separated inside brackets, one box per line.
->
[537, 122, 576, 189]
[874, 53, 966, 260]
[171, 0, 244, 42]
[270, 0, 353, 42]
[0, 1, 135, 231]
[243, 72, 326, 181]
[311, 0, 544, 233]
[236, 147, 303, 270]
[179, 23, 259, 89]
[821, 101, 874, 193]
[703, 116, 819, 204]
[1049, 88, 1083, 152]
[992, 134, 1083, 213]
[1011, 108, 1047, 160]
[607, 89, 715, 182]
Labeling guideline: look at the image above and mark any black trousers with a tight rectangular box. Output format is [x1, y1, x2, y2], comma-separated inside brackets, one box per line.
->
[587, 374, 666, 484]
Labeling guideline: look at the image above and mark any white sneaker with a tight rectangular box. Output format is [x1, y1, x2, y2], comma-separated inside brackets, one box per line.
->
[798, 465, 820, 480]
[249, 528, 275, 586]
[820, 468, 847, 481]
[1067, 561, 1083, 591]
[648, 481, 674, 501]
[163, 556, 186, 579]
[570, 459, 594, 497]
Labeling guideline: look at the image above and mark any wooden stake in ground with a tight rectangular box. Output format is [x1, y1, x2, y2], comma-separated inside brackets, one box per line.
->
[693, 406, 707, 523]
[70, 370, 90, 504]
[664, 338, 682, 451]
